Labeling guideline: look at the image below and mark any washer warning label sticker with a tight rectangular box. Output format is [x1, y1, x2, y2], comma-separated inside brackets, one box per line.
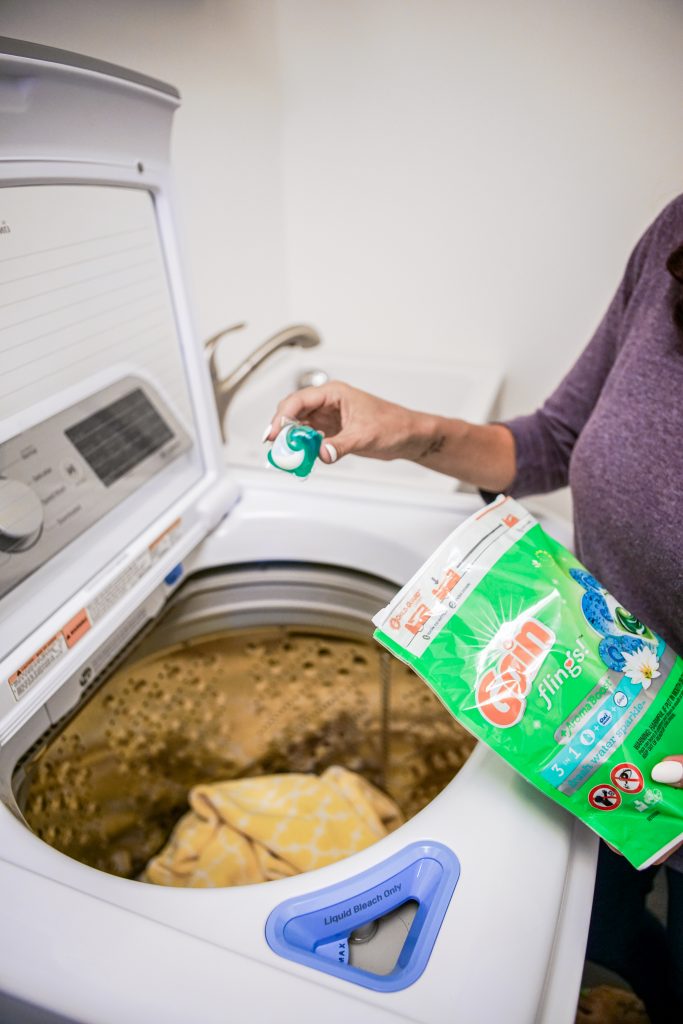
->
[8, 633, 68, 701]
[149, 518, 181, 558]
[5, 518, 183, 702]
[87, 550, 151, 624]
[62, 609, 92, 649]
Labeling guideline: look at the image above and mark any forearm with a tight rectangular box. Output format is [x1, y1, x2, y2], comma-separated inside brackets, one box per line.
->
[408, 413, 516, 492]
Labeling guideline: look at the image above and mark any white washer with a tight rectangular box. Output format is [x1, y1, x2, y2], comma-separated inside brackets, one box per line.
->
[0, 39, 597, 1024]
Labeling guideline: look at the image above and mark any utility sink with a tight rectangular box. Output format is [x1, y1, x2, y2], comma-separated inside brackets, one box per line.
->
[222, 347, 502, 492]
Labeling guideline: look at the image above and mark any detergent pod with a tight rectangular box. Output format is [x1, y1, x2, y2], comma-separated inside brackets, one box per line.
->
[372, 497, 683, 869]
[268, 421, 323, 478]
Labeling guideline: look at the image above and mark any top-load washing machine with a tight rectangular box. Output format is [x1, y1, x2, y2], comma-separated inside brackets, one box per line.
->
[0, 38, 597, 1024]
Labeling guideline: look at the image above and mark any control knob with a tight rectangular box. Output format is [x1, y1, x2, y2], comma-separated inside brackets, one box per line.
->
[0, 477, 44, 552]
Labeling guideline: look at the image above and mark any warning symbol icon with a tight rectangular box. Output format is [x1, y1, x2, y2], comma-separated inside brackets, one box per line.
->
[588, 784, 622, 811]
[610, 762, 644, 794]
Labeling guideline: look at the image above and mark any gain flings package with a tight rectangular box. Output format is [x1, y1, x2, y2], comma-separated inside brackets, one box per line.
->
[372, 497, 683, 869]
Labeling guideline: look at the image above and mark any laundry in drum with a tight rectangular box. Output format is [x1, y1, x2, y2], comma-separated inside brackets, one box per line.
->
[141, 767, 403, 887]
[20, 622, 474, 884]
[372, 496, 683, 870]
[267, 419, 322, 477]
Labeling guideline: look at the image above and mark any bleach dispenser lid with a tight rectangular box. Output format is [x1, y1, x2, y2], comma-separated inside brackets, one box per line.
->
[0, 38, 237, 749]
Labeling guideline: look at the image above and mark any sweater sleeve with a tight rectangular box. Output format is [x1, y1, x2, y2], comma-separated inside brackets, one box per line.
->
[503, 218, 657, 498]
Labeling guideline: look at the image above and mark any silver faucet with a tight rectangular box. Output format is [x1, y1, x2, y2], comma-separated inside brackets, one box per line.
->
[203, 322, 321, 442]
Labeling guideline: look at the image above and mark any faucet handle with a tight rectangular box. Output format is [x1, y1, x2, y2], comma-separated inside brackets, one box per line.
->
[203, 321, 247, 358]
[204, 323, 247, 395]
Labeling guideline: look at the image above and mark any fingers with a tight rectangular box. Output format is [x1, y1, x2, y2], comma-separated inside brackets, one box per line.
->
[277, 385, 331, 426]
[651, 756, 683, 788]
[607, 759, 683, 864]
[261, 416, 289, 445]
[261, 380, 394, 464]
[262, 385, 339, 445]
[319, 440, 339, 464]
[317, 429, 360, 462]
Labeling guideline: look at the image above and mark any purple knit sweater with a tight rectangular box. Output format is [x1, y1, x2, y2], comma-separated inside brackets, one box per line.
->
[504, 195, 683, 868]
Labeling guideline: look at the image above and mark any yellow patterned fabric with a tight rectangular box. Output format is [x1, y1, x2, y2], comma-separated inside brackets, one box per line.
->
[142, 766, 403, 888]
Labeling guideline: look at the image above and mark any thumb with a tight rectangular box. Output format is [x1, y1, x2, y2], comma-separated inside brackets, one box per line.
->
[651, 756, 683, 788]
[318, 433, 346, 464]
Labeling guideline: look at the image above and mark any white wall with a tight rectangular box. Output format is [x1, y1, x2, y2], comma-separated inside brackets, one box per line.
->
[276, 0, 683, 422]
[3, 1, 683, 511]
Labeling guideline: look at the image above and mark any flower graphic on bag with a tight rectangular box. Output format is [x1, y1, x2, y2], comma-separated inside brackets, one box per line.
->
[622, 647, 661, 689]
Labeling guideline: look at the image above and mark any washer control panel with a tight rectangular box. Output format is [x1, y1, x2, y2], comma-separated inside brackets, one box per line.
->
[0, 377, 191, 601]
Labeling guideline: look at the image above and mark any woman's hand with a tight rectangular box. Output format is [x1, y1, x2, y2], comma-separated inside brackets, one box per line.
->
[262, 381, 436, 464]
[262, 380, 517, 491]
[603, 758, 682, 862]
[651, 757, 683, 863]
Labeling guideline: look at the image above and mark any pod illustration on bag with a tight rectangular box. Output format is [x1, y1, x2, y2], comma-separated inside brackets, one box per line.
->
[570, 568, 655, 674]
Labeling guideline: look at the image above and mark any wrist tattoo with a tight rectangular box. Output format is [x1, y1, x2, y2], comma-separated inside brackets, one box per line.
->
[420, 434, 446, 458]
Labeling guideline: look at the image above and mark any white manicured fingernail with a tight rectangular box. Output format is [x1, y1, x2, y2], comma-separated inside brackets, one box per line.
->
[280, 415, 287, 427]
[324, 443, 338, 463]
[651, 761, 683, 784]
[261, 423, 272, 443]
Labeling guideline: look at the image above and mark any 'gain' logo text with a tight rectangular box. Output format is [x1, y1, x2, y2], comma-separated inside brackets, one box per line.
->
[476, 619, 555, 728]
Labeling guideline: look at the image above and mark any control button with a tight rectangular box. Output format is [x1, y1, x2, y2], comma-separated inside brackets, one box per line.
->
[164, 563, 184, 587]
[61, 458, 85, 485]
[0, 477, 44, 552]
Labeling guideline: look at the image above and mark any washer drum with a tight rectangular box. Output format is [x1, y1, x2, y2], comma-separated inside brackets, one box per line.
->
[15, 564, 475, 882]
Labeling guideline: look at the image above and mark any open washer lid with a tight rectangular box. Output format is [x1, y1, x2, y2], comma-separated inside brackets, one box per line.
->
[0, 38, 239, 745]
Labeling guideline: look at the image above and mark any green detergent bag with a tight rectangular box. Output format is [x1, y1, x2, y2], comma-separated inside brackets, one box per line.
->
[372, 497, 683, 869]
